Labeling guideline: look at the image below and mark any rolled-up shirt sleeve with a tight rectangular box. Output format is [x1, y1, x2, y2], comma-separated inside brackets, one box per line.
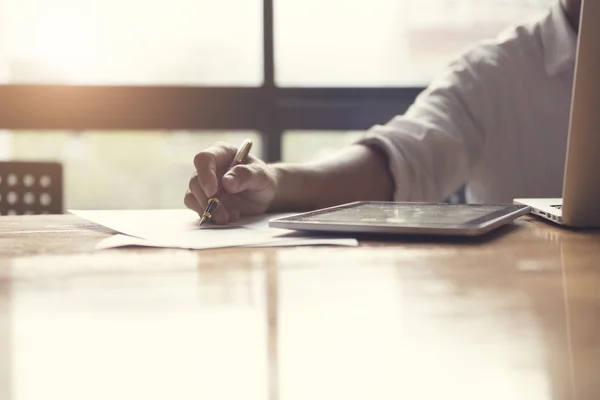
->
[357, 48, 495, 202]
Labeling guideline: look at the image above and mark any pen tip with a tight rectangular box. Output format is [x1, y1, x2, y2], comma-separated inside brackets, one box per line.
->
[198, 216, 208, 226]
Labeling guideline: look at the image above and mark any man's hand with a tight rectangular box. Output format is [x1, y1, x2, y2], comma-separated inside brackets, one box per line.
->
[185, 142, 278, 224]
[185, 142, 394, 224]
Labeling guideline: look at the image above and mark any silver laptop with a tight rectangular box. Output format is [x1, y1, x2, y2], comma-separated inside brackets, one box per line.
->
[515, 0, 600, 228]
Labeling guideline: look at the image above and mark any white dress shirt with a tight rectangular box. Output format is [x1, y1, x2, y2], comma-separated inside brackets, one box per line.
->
[359, 1, 576, 204]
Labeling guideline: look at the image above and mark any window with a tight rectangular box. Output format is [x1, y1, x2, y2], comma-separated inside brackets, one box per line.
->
[2, 130, 262, 209]
[1, 0, 262, 85]
[283, 131, 365, 163]
[0, 0, 556, 209]
[275, 0, 552, 86]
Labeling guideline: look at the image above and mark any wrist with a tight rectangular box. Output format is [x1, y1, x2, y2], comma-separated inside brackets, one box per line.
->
[268, 163, 318, 212]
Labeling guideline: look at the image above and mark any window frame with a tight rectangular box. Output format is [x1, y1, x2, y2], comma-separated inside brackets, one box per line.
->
[0, 0, 423, 162]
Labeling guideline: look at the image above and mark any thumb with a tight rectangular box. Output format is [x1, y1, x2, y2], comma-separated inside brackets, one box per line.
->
[222, 164, 267, 194]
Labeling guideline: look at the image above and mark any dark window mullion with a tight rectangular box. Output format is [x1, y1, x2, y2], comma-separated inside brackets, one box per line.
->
[263, 0, 275, 89]
[262, 0, 282, 162]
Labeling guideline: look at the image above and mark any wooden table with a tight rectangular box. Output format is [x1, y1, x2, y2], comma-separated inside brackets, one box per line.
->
[0, 214, 599, 400]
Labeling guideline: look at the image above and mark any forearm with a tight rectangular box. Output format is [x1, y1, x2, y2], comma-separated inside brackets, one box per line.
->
[269, 144, 394, 211]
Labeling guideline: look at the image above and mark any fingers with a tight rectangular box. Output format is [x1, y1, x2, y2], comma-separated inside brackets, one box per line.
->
[184, 190, 203, 214]
[193, 143, 238, 197]
[210, 206, 230, 225]
[188, 174, 207, 207]
[187, 174, 230, 224]
[222, 164, 267, 194]
[219, 197, 240, 222]
[188, 142, 267, 224]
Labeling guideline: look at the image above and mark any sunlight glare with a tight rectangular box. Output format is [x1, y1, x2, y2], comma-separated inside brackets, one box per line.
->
[35, 10, 96, 82]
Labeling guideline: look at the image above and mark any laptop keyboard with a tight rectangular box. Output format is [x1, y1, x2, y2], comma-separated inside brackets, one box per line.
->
[551, 205, 562, 210]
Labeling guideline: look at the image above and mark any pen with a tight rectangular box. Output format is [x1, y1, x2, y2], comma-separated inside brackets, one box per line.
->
[198, 139, 253, 226]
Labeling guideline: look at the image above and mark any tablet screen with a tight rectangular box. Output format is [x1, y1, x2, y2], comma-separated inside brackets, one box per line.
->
[290, 203, 508, 226]
[270, 202, 531, 236]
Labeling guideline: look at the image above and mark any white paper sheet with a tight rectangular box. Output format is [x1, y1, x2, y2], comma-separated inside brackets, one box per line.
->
[70, 209, 358, 250]
[95, 233, 358, 250]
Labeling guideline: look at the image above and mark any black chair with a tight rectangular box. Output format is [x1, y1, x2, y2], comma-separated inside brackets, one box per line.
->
[0, 162, 63, 215]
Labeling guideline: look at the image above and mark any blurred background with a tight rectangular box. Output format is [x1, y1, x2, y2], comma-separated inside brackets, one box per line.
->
[0, 0, 552, 209]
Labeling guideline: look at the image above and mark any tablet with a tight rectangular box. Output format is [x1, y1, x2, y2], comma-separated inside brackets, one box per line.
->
[269, 201, 531, 236]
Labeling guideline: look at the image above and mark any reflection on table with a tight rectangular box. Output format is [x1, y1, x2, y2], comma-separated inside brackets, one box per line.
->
[0, 214, 599, 399]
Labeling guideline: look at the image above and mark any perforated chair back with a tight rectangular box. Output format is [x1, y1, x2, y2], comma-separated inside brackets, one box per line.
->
[0, 162, 63, 215]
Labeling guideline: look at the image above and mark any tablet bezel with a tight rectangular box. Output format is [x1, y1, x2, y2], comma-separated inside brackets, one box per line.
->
[268, 201, 531, 236]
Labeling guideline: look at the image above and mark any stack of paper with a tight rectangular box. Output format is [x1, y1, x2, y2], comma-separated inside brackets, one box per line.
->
[70, 209, 358, 250]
